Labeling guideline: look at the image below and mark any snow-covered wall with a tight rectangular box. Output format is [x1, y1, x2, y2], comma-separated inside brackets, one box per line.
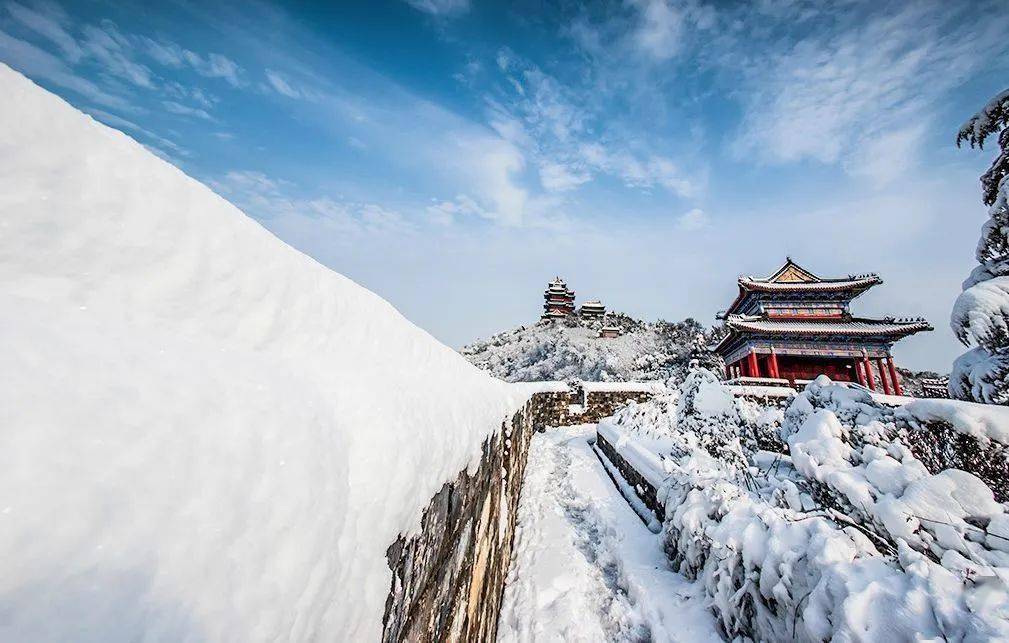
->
[383, 399, 537, 641]
[0, 64, 528, 641]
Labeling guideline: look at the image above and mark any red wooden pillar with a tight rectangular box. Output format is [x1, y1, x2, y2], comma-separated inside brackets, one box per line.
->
[748, 350, 760, 378]
[886, 356, 903, 396]
[768, 349, 780, 379]
[854, 359, 866, 386]
[877, 358, 892, 395]
[862, 355, 876, 391]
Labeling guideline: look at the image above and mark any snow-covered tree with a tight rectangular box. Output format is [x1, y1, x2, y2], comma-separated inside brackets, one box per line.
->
[460, 313, 722, 384]
[951, 88, 1009, 404]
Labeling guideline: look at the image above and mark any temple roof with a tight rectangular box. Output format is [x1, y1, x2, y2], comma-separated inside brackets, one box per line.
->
[723, 258, 882, 316]
[713, 315, 933, 354]
[723, 315, 932, 336]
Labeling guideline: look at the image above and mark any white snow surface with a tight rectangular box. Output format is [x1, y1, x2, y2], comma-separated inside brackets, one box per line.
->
[0, 65, 523, 641]
[497, 426, 719, 642]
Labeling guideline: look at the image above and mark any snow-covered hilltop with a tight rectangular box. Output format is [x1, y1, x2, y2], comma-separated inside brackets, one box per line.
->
[0, 64, 523, 641]
[461, 314, 722, 383]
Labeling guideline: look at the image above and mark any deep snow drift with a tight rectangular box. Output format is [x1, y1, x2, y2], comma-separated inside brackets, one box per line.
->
[0, 64, 523, 641]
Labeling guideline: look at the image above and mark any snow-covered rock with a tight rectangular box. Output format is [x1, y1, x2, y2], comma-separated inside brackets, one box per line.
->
[0, 64, 524, 641]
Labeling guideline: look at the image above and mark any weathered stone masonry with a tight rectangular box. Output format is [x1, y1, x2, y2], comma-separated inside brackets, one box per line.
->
[381, 383, 658, 641]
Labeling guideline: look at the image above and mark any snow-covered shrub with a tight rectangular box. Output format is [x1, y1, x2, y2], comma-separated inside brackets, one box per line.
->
[952, 88, 1009, 404]
[640, 373, 1009, 640]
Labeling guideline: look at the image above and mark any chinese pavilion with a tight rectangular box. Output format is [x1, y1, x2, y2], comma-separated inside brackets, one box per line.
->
[542, 277, 576, 319]
[713, 259, 932, 394]
[580, 299, 606, 320]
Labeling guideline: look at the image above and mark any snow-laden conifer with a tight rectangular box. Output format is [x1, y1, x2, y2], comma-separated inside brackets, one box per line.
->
[951, 88, 1009, 403]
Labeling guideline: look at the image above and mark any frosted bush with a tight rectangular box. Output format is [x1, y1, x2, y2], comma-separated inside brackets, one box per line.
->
[611, 372, 1009, 640]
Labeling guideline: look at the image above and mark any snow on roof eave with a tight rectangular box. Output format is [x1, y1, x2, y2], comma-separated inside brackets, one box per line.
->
[723, 276, 882, 317]
[723, 317, 934, 337]
[738, 275, 882, 292]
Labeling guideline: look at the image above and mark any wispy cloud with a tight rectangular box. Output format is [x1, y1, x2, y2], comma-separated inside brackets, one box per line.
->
[5, 0, 82, 61]
[3, 0, 245, 120]
[264, 68, 301, 98]
[0, 28, 131, 109]
[729, 2, 1009, 182]
[677, 207, 707, 231]
[487, 50, 706, 200]
[403, 0, 469, 17]
[210, 169, 414, 235]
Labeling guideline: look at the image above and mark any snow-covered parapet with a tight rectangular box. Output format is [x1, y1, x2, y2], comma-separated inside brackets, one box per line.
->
[0, 65, 529, 640]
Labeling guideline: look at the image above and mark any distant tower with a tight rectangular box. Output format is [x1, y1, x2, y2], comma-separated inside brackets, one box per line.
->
[579, 299, 606, 320]
[542, 277, 576, 319]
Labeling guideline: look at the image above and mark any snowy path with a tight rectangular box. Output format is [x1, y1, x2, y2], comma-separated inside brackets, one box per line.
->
[497, 425, 719, 642]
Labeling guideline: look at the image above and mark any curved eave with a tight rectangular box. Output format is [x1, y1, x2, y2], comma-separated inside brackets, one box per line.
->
[722, 276, 882, 316]
[714, 316, 932, 351]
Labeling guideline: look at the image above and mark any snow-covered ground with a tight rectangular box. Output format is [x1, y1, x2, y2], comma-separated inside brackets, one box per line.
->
[497, 426, 719, 642]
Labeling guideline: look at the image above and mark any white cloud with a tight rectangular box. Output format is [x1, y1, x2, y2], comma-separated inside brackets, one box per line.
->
[211, 170, 414, 236]
[181, 49, 242, 87]
[0, 29, 131, 109]
[732, 2, 1009, 183]
[631, 0, 685, 61]
[404, 0, 469, 16]
[844, 123, 928, 187]
[264, 69, 301, 98]
[577, 143, 700, 197]
[162, 100, 213, 121]
[425, 194, 488, 225]
[490, 53, 705, 200]
[539, 161, 590, 192]
[5, 1, 82, 62]
[677, 207, 707, 230]
[80, 21, 155, 88]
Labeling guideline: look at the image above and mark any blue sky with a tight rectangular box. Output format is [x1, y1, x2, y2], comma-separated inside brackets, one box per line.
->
[2, 0, 1007, 370]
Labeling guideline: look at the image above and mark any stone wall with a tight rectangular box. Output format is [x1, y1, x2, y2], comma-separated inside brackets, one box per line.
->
[382, 399, 535, 642]
[533, 384, 659, 428]
[381, 383, 657, 641]
[594, 430, 664, 520]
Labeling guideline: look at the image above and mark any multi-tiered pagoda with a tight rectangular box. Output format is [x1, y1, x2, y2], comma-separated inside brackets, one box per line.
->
[713, 259, 932, 394]
[579, 299, 606, 320]
[542, 277, 576, 319]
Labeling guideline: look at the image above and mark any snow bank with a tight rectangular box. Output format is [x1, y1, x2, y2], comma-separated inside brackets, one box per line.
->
[0, 65, 522, 640]
[900, 396, 1009, 445]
